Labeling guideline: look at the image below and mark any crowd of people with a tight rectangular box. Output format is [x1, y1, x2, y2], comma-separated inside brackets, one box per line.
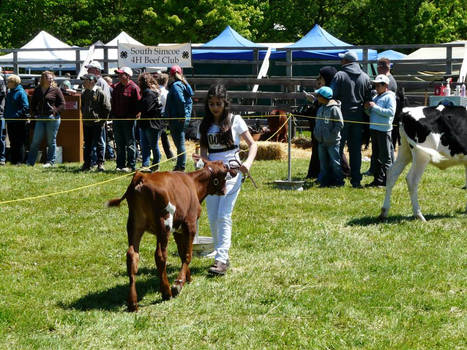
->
[0, 62, 193, 173]
[306, 52, 400, 189]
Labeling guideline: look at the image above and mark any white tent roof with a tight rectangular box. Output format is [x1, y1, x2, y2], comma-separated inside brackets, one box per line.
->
[105, 31, 143, 47]
[80, 31, 144, 71]
[405, 41, 467, 60]
[0, 31, 76, 69]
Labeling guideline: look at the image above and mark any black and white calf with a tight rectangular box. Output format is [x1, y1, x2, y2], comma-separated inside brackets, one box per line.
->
[380, 105, 467, 221]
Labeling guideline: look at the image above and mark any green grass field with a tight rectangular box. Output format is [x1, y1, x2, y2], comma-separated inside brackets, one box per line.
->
[0, 159, 465, 349]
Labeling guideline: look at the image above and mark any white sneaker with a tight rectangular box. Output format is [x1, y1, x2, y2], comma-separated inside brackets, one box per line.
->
[204, 250, 217, 258]
[140, 166, 152, 173]
[42, 163, 53, 168]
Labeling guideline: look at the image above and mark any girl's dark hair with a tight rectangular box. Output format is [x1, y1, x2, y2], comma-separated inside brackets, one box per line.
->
[138, 72, 155, 91]
[199, 84, 233, 149]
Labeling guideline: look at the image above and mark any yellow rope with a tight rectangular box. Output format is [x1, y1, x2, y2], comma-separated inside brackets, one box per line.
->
[4, 113, 397, 127]
[2, 114, 283, 122]
[0, 112, 392, 205]
[293, 113, 397, 127]
[0, 152, 184, 205]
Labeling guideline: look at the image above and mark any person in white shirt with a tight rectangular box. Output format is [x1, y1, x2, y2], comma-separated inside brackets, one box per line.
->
[155, 73, 173, 159]
[194, 84, 257, 275]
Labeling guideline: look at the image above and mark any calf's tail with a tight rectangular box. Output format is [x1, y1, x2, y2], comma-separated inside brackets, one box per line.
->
[106, 196, 125, 207]
[106, 188, 129, 207]
[106, 171, 143, 208]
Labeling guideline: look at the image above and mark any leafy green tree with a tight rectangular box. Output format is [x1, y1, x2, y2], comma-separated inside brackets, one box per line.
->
[0, 0, 465, 49]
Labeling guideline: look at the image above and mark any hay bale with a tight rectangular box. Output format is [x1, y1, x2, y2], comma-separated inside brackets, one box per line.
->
[292, 137, 312, 149]
[240, 141, 285, 160]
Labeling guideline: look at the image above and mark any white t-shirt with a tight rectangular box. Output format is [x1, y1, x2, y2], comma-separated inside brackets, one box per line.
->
[199, 114, 248, 163]
[159, 86, 168, 111]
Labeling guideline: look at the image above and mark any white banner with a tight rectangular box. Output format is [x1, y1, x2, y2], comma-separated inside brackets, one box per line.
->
[118, 43, 192, 68]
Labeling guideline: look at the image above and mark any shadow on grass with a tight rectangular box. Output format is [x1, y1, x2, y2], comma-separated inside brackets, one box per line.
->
[46, 166, 129, 175]
[347, 212, 461, 226]
[61, 265, 206, 312]
[265, 176, 316, 190]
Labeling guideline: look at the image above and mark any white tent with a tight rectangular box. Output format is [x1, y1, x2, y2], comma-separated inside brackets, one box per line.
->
[0, 31, 76, 70]
[80, 31, 143, 72]
[394, 40, 467, 79]
[404, 40, 467, 60]
[105, 31, 143, 47]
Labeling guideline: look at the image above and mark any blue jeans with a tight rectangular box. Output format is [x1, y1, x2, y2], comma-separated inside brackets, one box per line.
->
[91, 126, 107, 165]
[0, 117, 5, 162]
[318, 142, 344, 187]
[168, 119, 188, 170]
[103, 126, 115, 159]
[139, 128, 149, 166]
[113, 120, 136, 169]
[339, 123, 363, 186]
[141, 128, 161, 168]
[27, 116, 61, 165]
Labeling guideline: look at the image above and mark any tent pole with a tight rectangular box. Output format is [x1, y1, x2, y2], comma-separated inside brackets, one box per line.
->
[363, 48, 370, 75]
[13, 51, 18, 74]
[104, 47, 109, 74]
[446, 46, 452, 75]
[75, 49, 80, 75]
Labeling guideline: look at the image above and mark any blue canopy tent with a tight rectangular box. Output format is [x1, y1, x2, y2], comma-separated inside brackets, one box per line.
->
[377, 49, 407, 60]
[271, 24, 378, 60]
[192, 26, 266, 60]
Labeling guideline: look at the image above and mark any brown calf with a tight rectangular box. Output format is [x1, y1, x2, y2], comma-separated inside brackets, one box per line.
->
[268, 109, 288, 142]
[107, 160, 237, 311]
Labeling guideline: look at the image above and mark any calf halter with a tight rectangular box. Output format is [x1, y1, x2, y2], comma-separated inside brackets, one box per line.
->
[227, 151, 258, 189]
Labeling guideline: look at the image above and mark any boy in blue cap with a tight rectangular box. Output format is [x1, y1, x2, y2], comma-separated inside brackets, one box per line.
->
[313, 86, 344, 187]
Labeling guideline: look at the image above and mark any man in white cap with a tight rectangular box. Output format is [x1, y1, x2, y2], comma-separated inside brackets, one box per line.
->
[330, 51, 372, 188]
[86, 60, 112, 165]
[111, 66, 141, 172]
[86, 61, 111, 101]
[364, 74, 396, 187]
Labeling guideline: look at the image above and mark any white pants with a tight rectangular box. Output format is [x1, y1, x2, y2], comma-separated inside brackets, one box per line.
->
[205, 173, 243, 264]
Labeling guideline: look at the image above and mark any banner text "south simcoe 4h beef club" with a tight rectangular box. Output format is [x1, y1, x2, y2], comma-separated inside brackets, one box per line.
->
[118, 43, 192, 68]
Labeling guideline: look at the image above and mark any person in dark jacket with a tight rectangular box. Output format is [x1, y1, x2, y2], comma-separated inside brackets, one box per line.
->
[165, 65, 194, 171]
[111, 67, 141, 172]
[4, 75, 29, 164]
[330, 51, 372, 188]
[313, 86, 344, 187]
[137, 73, 163, 171]
[27, 71, 65, 167]
[306, 66, 350, 179]
[80, 74, 111, 171]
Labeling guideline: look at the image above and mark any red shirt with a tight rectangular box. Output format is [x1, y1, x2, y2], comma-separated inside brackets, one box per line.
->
[111, 80, 141, 118]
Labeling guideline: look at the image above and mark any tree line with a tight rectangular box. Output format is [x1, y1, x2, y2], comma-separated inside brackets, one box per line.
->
[0, 0, 465, 48]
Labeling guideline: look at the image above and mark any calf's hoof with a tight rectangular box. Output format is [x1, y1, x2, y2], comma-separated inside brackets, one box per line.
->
[171, 283, 182, 298]
[161, 292, 172, 301]
[128, 302, 138, 312]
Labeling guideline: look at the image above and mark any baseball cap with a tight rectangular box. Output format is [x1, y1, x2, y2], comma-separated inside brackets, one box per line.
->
[169, 65, 182, 76]
[85, 61, 102, 70]
[81, 74, 97, 82]
[372, 74, 390, 85]
[116, 67, 133, 76]
[314, 86, 333, 100]
[338, 51, 358, 62]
